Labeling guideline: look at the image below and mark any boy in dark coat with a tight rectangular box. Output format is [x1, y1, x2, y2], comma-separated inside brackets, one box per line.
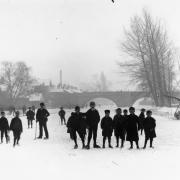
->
[10, 111, 23, 147]
[143, 110, 156, 149]
[26, 107, 35, 128]
[67, 106, 86, 149]
[0, 111, 10, 144]
[58, 107, 66, 125]
[36, 102, 50, 139]
[85, 101, 101, 149]
[126, 107, 140, 149]
[139, 108, 146, 135]
[113, 108, 126, 148]
[101, 110, 113, 148]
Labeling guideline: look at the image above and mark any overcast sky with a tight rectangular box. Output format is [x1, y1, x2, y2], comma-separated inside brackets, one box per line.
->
[0, 0, 179, 90]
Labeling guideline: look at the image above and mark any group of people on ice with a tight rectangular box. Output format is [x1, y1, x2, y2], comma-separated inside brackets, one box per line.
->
[0, 111, 23, 147]
[0, 102, 50, 147]
[66, 101, 157, 150]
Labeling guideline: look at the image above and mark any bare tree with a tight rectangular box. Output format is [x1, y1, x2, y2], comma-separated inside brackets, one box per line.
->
[119, 9, 175, 106]
[0, 61, 35, 104]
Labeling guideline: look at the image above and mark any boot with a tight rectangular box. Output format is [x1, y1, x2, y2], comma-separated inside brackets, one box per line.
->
[93, 144, 101, 148]
[74, 144, 78, 149]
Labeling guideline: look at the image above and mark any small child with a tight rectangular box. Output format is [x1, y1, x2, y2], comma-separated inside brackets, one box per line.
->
[26, 107, 35, 128]
[58, 107, 66, 125]
[0, 111, 10, 144]
[143, 110, 156, 149]
[10, 111, 23, 147]
[101, 110, 113, 148]
[139, 108, 146, 135]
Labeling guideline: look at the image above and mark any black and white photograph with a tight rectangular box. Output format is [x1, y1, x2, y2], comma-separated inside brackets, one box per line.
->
[0, 0, 180, 179]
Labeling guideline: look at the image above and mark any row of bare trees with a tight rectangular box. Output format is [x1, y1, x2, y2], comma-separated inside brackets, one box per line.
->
[120, 10, 175, 106]
[0, 61, 34, 105]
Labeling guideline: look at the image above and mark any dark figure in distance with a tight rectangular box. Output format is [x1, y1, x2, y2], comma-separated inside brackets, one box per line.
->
[0, 111, 10, 144]
[67, 106, 86, 149]
[26, 107, 35, 128]
[101, 110, 113, 148]
[36, 102, 50, 139]
[85, 101, 101, 149]
[143, 110, 156, 149]
[10, 111, 23, 147]
[113, 108, 126, 148]
[139, 108, 146, 135]
[58, 107, 66, 125]
[22, 105, 27, 116]
[126, 107, 140, 149]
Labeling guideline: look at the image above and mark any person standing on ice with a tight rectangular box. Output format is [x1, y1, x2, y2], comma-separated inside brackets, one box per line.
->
[67, 106, 86, 149]
[58, 107, 66, 125]
[143, 110, 156, 149]
[85, 101, 101, 149]
[36, 102, 50, 139]
[126, 107, 140, 149]
[139, 108, 146, 135]
[26, 107, 35, 129]
[0, 111, 10, 144]
[101, 110, 113, 148]
[10, 111, 23, 147]
[113, 108, 126, 148]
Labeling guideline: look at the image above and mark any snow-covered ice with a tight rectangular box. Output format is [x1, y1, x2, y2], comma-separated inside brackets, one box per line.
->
[1, 106, 180, 180]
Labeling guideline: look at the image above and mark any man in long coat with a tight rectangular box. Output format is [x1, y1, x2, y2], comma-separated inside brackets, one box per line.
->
[126, 107, 140, 149]
[36, 102, 50, 139]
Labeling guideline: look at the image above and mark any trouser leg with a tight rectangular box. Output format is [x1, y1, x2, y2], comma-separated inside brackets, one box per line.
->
[87, 127, 93, 146]
[39, 122, 43, 138]
[103, 136, 106, 148]
[135, 140, 139, 149]
[43, 122, 49, 138]
[92, 126, 98, 146]
[72, 130, 77, 146]
[1, 130, 3, 142]
[143, 138, 148, 149]
[121, 139, 124, 148]
[108, 136, 112, 147]
[150, 138, 153, 147]
[116, 136, 119, 147]
[130, 141, 133, 148]
[78, 131, 85, 147]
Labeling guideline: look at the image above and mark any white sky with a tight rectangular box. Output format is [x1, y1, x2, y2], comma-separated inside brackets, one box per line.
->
[0, 0, 179, 90]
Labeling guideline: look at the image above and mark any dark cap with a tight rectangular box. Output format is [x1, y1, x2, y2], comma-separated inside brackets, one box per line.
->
[40, 102, 45, 106]
[129, 107, 135, 111]
[146, 110, 152, 114]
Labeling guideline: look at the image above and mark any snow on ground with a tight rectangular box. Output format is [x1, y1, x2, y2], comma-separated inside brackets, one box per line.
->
[1, 106, 180, 180]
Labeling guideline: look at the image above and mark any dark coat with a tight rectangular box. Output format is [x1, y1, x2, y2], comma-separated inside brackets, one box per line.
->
[143, 117, 156, 139]
[113, 114, 126, 140]
[101, 116, 113, 137]
[139, 112, 145, 129]
[26, 110, 35, 120]
[0, 117, 9, 130]
[86, 109, 100, 128]
[59, 110, 65, 117]
[126, 114, 139, 141]
[10, 117, 23, 133]
[36, 108, 50, 123]
[67, 112, 86, 134]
